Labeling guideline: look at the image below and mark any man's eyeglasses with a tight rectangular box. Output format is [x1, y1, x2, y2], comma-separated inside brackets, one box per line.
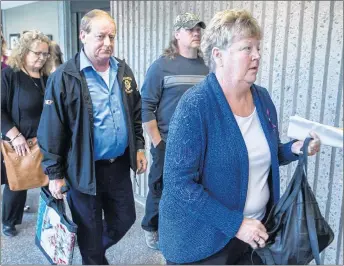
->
[29, 49, 50, 58]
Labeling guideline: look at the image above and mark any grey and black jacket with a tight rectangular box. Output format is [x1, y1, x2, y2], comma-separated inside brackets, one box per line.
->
[37, 53, 144, 195]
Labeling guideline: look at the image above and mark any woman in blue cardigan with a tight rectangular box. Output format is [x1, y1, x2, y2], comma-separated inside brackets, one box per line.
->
[159, 9, 321, 265]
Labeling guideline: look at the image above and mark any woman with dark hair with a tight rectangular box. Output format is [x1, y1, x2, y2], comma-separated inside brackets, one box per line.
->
[1, 30, 51, 237]
[49, 41, 63, 73]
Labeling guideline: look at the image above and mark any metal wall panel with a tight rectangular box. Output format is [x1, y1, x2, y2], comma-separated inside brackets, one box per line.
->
[111, 1, 343, 264]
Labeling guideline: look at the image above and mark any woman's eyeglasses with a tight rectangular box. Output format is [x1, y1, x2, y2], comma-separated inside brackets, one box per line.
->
[29, 49, 50, 58]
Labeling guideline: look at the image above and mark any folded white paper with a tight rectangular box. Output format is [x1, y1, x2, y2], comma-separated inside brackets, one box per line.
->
[287, 115, 343, 148]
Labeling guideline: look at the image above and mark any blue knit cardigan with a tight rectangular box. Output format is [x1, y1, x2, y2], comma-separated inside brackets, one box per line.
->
[159, 73, 299, 263]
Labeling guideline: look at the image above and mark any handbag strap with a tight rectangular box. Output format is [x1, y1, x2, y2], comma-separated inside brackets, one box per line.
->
[278, 138, 321, 264]
[303, 172, 322, 264]
[252, 247, 276, 265]
[14, 71, 21, 130]
[265, 179, 302, 235]
[262, 248, 275, 265]
[41, 186, 66, 214]
[265, 138, 312, 236]
[302, 137, 321, 264]
[274, 138, 312, 215]
[300, 137, 312, 176]
[305, 198, 321, 264]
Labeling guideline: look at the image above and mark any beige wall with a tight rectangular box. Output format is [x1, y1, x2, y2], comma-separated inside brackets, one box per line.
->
[2, 1, 60, 51]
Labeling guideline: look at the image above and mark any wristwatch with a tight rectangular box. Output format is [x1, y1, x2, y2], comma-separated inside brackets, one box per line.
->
[137, 149, 146, 153]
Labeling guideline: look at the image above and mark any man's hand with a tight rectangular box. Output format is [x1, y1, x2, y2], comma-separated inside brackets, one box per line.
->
[143, 120, 162, 148]
[136, 151, 148, 175]
[49, 179, 66, 199]
[152, 137, 162, 148]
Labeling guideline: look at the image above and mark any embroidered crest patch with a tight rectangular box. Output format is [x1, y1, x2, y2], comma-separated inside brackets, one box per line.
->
[123, 77, 133, 94]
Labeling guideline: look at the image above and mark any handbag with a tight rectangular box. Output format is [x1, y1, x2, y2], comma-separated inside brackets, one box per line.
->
[255, 138, 334, 265]
[1, 137, 49, 191]
[35, 187, 77, 265]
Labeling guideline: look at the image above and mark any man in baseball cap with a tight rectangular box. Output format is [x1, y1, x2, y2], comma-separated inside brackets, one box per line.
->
[173, 12, 206, 31]
[141, 12, 208, 250]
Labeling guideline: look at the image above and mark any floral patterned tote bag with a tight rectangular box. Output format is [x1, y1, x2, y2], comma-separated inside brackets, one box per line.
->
[35, 187, 77, 265]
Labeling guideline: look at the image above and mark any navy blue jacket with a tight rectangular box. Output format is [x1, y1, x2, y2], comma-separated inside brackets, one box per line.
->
[159, 73, 298, 263]
[37, 53, 144, 195]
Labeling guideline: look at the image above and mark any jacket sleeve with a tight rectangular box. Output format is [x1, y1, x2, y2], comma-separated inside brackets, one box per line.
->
[1, 69, 16, 136]
[163, 91, 243, 238]
[37, 72, 70, 180]
[127, 65, 145, 150]
[278, 139, 299, 165]
[141, 61, 164, 123]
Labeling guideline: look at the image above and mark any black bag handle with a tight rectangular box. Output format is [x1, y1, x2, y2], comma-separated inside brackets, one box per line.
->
[300, 137, 321, 264]
[304, 182, 322, 264]
[264, 177, 303, 238]
[41, 186, 67, 215]
[274, 138, 312, 214]
[300, 137, 312, 177]
[14, 72, 21, 131]
[255, 138, 323, 265]
[264, 138, 312, 235]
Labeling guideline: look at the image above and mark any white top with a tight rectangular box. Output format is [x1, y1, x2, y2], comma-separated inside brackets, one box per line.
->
[97, 67, 110, 88]
[234, 108, 271, 220]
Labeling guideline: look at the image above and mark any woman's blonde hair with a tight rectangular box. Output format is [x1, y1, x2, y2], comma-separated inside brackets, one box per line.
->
[7, 30, 51, 75]
[201, 9, 261, 72]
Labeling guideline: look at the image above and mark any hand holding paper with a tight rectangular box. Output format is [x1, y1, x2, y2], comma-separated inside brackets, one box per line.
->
[287, 115, 343, 149]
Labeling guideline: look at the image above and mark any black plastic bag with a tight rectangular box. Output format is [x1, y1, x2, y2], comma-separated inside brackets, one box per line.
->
[255, 138, 334, 265]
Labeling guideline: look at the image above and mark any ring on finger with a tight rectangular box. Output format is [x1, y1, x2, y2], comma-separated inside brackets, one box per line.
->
[255, 236, 263, 246]
[258, 236, 263, 244]
[254, 236, 260, 244]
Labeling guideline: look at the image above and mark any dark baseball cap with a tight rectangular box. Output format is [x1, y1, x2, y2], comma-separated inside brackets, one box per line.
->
[173, 12, 206, 31]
